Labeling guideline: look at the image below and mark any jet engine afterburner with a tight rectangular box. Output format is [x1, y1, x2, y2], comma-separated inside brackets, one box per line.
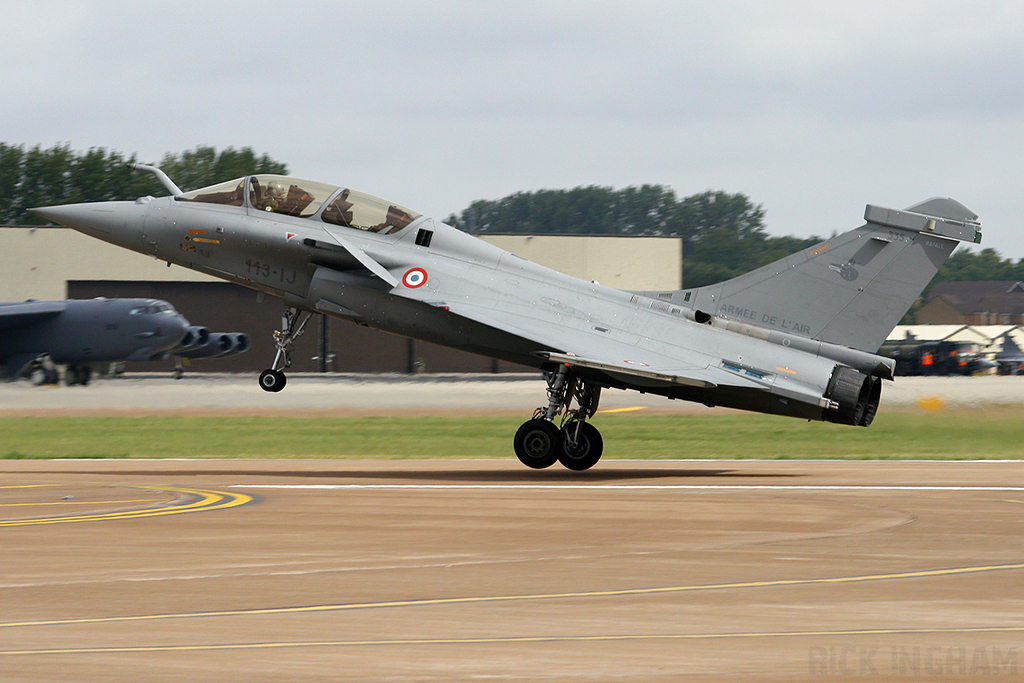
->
[823, 366, 881, 427]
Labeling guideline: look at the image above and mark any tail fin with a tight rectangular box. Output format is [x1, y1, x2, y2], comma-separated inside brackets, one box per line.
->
[659, 199, 981, 353]
[998, 332, 1022, 357]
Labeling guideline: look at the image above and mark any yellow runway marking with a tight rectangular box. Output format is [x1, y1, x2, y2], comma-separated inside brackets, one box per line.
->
[0, 499, 163, 508]
[0, 485, 53, 489]
[3, 562, 1021, 629]
[599, 406, 647, 414]
[0, 486, 254, 527]
[3, 626, 1022, 656]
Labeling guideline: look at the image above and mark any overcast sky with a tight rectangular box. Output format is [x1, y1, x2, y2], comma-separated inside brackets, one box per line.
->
[6, 1, 1023, 258]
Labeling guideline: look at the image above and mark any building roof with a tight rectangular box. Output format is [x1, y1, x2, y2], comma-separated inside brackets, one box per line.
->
[925, 281, 1024, 315]
[888, 324, 1024, 353]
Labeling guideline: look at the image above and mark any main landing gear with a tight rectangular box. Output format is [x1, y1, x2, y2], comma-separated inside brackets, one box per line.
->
[258, 307, 312, 392]
[514, 364, 604, 471]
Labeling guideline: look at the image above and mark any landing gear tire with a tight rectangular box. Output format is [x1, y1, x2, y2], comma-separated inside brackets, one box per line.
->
[65, 365, 91, 386]
[259, 368, 287, 392]
[260, 307, 312, 394]
[513, 419, 561, 469]
[28, 363, 58, 386]
[559, 421, 603, 471]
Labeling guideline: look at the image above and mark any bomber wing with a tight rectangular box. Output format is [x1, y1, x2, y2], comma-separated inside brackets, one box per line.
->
[0, 301, 67, 331]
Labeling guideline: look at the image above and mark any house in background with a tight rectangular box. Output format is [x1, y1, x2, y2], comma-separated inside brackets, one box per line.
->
[916, 281, 1024, 325]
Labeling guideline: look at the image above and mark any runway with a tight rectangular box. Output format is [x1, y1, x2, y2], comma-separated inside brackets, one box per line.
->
[4, 372, 1024, 414]
[2, 459, 1021, 682]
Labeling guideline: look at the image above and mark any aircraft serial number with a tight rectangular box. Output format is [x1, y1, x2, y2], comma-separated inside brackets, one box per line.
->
[886, 230, 914, 244]
[245, 259, 296, 284]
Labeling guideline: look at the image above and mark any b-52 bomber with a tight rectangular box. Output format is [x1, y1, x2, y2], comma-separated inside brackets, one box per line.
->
[0, 296, 250, 384]
[33, 165, 982, 470]
[0, 297, 189, 384]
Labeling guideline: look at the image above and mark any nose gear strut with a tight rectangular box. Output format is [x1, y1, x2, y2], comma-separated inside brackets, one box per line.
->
[258, 307, 312, 392]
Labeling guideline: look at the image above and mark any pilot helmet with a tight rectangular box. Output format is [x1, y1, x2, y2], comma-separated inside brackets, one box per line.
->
[267, 180, 287, 199]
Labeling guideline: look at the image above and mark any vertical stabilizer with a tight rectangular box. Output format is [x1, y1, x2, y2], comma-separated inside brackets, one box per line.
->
[672, 199, 981, 352]
[997, 332, 1023, 358]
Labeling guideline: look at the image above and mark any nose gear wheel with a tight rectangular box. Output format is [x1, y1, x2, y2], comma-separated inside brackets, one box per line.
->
[258, 307, 312, 392]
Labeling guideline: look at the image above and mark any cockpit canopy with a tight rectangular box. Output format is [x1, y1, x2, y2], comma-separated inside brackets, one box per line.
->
[177, 175, 422, 234]
[129, 300, 178, 316]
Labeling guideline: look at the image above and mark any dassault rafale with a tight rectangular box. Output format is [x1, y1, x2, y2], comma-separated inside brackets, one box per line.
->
[33, 164, 982, 470]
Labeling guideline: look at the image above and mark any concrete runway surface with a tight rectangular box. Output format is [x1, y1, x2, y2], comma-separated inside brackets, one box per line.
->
[3, 371, 1024, 414]
[2, 375, 1023, 681]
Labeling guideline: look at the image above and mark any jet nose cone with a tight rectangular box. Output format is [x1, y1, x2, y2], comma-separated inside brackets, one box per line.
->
[31, 200, 150, 248]
[31, 203, 113, 234]
[29, 206, 59, 221]
[29, 205, 67, 225]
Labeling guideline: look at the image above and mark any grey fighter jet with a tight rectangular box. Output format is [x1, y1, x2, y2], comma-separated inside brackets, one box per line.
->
[995, 333, 1024, 375]
[33, 165, 982, 469]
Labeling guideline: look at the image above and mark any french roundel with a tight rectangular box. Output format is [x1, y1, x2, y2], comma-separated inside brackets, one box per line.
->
[402, 268, 428, 288]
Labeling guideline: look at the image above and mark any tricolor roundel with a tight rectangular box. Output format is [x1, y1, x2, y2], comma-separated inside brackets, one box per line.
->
[402, 268, 428, 288]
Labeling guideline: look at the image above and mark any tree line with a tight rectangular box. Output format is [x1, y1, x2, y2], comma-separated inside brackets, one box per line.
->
[6, 143, 1020, 292]
[0, 143, 286, 226]
[446, 186, 1024, 292]
[446, 186, 822, 287]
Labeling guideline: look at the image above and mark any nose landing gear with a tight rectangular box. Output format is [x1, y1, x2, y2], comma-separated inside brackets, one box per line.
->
[513, 364, 604, 471]
[258, 307, 312, 392]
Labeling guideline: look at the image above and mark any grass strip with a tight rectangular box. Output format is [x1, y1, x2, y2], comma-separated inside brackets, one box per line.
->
[1, 409, 1021, 460]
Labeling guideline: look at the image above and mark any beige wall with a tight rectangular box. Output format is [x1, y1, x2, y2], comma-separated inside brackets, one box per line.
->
[1, 227, 219, 300]
[480, 235, 681, 291]
[1, 228, 682, 301]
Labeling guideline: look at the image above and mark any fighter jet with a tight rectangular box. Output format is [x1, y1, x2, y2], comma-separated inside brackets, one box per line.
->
[0, 297, 250, 384]
[995, 332, 1024, 375]
[32, 165, 982, 469]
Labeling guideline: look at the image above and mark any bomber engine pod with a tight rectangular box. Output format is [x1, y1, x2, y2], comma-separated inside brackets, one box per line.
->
[173, 326, 211, 353]
[824, 366, 882, 427]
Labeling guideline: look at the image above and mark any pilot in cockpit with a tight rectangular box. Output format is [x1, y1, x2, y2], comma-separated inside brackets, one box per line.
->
[261, 180, 287, 212]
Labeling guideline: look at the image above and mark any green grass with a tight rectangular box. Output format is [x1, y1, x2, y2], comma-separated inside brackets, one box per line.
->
[1, 409, 1021, 460]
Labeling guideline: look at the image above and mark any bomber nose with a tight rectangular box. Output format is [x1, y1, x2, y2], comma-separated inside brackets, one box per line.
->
[168, 316, 191, 345]
[147, 317, 190, 358]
